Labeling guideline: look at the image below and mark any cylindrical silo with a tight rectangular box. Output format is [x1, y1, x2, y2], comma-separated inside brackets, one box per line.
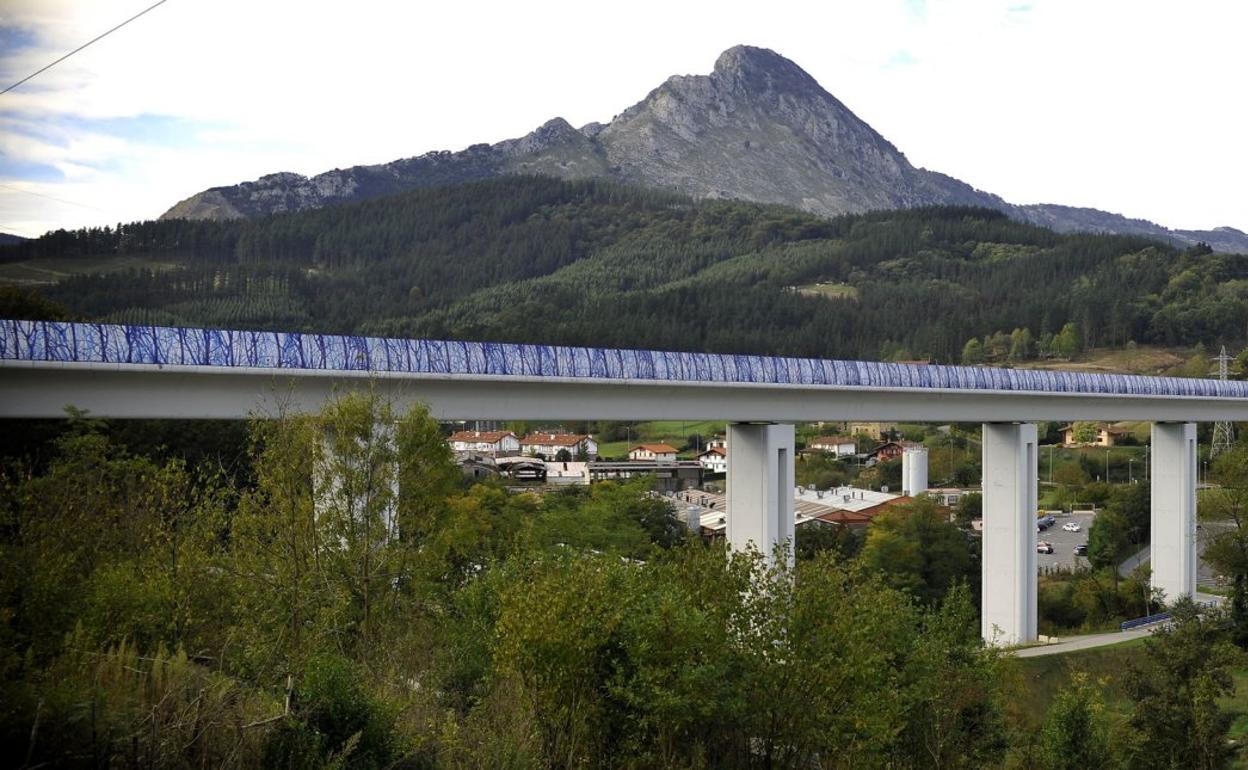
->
[902, 447, 929, 496]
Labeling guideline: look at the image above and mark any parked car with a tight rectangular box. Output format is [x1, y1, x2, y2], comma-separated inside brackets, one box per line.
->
[1062, 522, 1081, 532]
[1074, 544, 1088, 556]
[1037, 515, 1056, 531]
[1037, 541, 1054, 554]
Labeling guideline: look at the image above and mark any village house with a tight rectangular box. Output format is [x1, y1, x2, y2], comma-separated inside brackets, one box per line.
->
[1060, 423, 1130, 447]
[629, 443, 679, 462]
[927, 487, 977, 508]
[807, 435, 857, 457]
[867, 439, 924, 463]
[847, 421, 899, 441]
[697, 446, 727, 474]
[447, 430, 520, 457]
[520, 432, 599, 459]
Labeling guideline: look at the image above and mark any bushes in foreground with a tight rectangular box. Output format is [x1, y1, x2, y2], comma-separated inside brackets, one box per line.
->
[0, 393, 1242, 768]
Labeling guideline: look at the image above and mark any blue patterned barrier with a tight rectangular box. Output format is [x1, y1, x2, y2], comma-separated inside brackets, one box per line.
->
[1120, 612, 1172, 631]
[2, 319, 1247, 399]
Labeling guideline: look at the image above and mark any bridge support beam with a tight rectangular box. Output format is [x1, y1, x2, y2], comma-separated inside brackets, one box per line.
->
[726, 423, 795, 566]
[981, 422, 1038, 646]
[1151, 422, 1197, 605]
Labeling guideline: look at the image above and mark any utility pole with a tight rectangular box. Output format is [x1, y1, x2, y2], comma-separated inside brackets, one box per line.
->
[1211, 345, 1235, 458]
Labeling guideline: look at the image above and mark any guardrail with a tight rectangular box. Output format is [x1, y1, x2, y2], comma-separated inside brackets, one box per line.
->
[4, 319, 1247, 397]
[1119, 600, 1220, 632]
[1121, 612, 1171, 631]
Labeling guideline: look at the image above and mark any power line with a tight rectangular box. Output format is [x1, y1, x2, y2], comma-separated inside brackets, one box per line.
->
[1, 0, 171, 97]
[0, 183, 117, 215]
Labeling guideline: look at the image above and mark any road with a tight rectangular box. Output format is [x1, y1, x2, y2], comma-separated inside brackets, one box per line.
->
[1014, 592, 1224, 658]
[1013, 626, 1156, 657]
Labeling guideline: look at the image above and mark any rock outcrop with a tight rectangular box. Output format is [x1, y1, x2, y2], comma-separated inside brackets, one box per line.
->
[160, 46, 1248, 252]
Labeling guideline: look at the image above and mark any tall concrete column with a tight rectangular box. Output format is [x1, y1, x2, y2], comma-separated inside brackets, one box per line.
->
[981, 422, 1038, 646]
[1151, 422, 1197, 604]
[727, 423, 795, 565]
[314, 422, 400, 540]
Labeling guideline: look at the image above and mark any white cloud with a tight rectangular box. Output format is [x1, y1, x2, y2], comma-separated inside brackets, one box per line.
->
[0, 0, 1245, 237]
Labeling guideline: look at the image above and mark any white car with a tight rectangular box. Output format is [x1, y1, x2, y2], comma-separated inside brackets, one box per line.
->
[1062, 522, 1081, 533]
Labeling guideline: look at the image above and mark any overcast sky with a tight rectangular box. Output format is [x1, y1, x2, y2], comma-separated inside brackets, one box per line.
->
[1, 0, 1245, 238]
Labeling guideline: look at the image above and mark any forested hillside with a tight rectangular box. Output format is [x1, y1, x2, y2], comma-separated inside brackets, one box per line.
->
[3, 176, 1246, 362]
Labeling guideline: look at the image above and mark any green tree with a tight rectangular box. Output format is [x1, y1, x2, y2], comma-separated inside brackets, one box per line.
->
[1072, 421, 1099, 444]
[1039, 331, 1056, 359]
[860, 497, 974, 604]
[1053, 461, 1091, 488]
[898, 584, 1008, 767]
[1087, 508, 1131, 570]
[962, 337, 986, 364]
[1109, 481, 1150, 546]
[986, 330, 1011, 361]
[0, 285, 71, 320]
[230, 391, 457, 680]
[795, 521, 862, 561]
[1053, 323, 1081, 359]
[1123, 599, 1236, 770]
[1009, 327, 1034, 362]
[1037, 672, 1114, 770]
[954, 491, 982, 525]
[1176, 344, 1210, 378]
[1201, 445, 1248, 581]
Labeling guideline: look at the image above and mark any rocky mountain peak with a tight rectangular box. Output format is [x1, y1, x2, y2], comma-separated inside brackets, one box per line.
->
[711, 45, 823, 97]
[497, 117, 582, 157]
[155, 45, 1248, 252]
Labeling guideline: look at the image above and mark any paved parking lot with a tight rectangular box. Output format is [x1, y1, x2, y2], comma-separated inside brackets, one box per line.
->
[1036, 511, 1096, 571]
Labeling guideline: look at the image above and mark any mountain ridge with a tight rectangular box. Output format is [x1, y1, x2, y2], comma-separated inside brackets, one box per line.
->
[160, 45, 1248, 253]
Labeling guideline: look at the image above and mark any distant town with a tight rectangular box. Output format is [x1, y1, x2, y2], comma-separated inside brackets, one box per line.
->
[447, 421, 973, 538]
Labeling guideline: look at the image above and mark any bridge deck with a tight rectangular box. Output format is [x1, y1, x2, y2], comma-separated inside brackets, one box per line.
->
[3, 320, 1246, 421]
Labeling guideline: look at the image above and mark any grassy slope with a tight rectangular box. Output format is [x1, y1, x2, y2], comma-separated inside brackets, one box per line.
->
[0, 253, 185, 286]
[596, 420, 727, 459]
[1020, 346, 1189, 376]
[1011, 641, 1248, 766]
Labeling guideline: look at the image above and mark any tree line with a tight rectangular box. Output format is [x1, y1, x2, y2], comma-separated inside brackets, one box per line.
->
[3, 176, 1246, 362]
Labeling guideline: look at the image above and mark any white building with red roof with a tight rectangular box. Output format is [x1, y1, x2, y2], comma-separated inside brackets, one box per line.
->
[697, 446, 727, 473]
[629, 443, 679, 462]
[447, 430, 520, 456]
[520, 432, 599, 459]
[807, 435, 857, 457]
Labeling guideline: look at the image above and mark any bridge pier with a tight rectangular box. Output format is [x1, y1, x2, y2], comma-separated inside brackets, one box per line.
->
[1151, 422, 1197, 604]
[726, 423, 795, 566]
[981, 422, 1038, 646]
[313, 422, 400, 540]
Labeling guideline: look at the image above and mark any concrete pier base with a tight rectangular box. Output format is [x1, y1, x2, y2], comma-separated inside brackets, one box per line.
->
[726, 423, 795, 565]
[1151, 422, 1197, 605]
[981, 422, 1038, 646]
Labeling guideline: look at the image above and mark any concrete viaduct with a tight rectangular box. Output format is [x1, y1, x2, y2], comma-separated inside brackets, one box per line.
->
[3, 319, 1246, 646]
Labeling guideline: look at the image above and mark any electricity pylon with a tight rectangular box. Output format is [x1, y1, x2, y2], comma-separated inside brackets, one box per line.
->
[1211, 345, 1235, 458]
